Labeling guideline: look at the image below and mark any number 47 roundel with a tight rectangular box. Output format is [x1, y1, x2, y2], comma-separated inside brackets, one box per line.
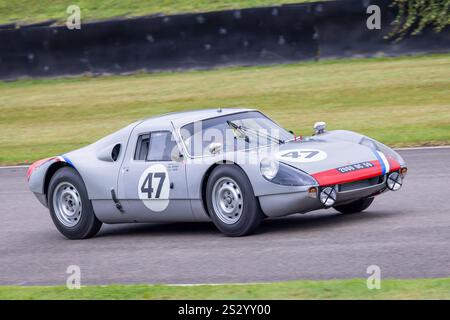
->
[138, 164, 170, 212]
[277, 149, 327, 163]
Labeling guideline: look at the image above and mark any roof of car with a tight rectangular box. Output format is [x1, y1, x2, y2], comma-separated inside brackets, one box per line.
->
[140, 108, 255, 127]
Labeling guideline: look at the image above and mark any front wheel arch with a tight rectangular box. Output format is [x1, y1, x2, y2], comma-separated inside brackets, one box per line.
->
[204, 164, 264, 236]
[200, 161, 256, 218]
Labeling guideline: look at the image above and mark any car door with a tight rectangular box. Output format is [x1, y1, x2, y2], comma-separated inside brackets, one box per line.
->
[117, 124, 193, 222]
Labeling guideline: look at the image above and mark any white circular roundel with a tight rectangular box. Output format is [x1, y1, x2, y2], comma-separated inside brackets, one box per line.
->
[138, 164, 170, 212]
[277, 149, 327, 163]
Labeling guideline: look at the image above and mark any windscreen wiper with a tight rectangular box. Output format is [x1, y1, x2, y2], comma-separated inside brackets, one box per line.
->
[227, 120, 250, 143]
[235, 123, 285, 145]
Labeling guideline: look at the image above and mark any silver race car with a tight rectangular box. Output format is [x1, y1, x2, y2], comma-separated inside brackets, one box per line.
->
[28, 108, 407, 239]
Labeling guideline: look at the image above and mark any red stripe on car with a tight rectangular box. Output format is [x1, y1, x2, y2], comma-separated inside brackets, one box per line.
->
[387, 157, 401, 172]
[26, 157, 57, 180]
[312, 160, 383, 186]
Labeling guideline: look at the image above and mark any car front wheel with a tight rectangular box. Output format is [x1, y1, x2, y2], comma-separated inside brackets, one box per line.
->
[48, 167, 102, 239]
[206, 165, 263, 236]
[333, 197, 374, 214]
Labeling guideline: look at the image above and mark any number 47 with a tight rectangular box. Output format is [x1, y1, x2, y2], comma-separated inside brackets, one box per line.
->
[141, 172, 166, 199]
[282, 150, 319, 159]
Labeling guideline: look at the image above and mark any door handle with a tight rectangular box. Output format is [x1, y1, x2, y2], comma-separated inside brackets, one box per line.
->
[122, 166, 129, 173]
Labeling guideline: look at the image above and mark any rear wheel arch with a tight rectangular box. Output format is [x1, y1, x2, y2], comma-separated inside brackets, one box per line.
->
[44, 162, 76, 200]
[47, 165, 102, 239]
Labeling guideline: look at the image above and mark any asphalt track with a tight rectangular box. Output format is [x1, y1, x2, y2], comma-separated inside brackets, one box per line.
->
[0, 148, 449, 285]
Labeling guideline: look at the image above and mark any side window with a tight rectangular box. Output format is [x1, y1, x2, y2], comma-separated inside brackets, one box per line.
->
[134, 134, 150, 160]
[135, 131, 179, 161]
[148, 131, 178, 161]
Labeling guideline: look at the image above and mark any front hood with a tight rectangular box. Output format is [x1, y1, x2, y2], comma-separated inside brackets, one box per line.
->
[273, 139, 400, 186]
[276, 140, 373, 173]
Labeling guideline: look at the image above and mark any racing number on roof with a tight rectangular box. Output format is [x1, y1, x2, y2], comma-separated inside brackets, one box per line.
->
[140, 172, 166, 199]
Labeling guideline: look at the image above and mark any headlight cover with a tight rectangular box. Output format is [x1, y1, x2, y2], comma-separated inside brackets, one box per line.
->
[260, 158, 279, 180]
[260, 158, 317, 186]
[360, 137, 405, 167]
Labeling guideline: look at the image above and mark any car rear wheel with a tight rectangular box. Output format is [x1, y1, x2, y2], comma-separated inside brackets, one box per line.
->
[333, 197, 374, 214]
[48, 167, 102, 239]
[206, 165, 263, 236]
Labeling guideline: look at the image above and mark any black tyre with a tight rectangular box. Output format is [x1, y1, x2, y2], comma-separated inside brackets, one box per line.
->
[48, 167, 102, 239]
[206, 165, 263, 236]
[333, 197, 374, 214]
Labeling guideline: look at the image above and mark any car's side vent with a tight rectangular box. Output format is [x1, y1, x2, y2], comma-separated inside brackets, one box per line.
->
[111, 144, 121, 162]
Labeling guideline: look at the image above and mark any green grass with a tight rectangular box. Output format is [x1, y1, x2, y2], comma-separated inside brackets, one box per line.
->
[0, 278, 449, 299]
[0, 54, 449, 165]
[0, 0, 316, 24]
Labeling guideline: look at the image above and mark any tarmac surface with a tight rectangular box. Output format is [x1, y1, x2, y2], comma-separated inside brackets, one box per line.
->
[0, 148, 449, 285]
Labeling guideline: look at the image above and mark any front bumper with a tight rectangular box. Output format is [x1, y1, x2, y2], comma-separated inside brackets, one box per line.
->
[331, 175, 387, 203]
[259, 174, 389, 217]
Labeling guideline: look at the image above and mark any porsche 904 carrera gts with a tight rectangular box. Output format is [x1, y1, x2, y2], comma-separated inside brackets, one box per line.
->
[28, 108, 407, 239]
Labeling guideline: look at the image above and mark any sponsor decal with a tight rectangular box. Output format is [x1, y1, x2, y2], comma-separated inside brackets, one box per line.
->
[336, 161, 374, 173]
[167, 163, 179, 172]
[277, 149, 327, 163]
[138, 164, 170, 212]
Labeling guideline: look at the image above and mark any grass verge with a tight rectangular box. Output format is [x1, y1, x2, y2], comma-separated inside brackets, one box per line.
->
[0, 54, 449, 165]
[0, 278, 449, 299]
[0, 0, 316, 24]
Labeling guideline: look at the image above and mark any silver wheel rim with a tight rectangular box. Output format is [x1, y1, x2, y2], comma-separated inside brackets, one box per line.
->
[211, 177, 243, 225]
[52, 182, 82, 227]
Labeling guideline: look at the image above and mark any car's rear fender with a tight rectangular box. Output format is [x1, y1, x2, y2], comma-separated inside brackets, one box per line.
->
[28, 156, 75, 207]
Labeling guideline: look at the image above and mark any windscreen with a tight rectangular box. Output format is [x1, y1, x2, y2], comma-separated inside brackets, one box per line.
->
[180, 111, 293, 157]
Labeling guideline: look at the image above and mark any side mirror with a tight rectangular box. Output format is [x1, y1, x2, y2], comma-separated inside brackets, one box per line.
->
[171, 148, 184, 162]
[208, 142, 222, 155]
[313, 122, 326, 135]
[97, 143, 121, 162]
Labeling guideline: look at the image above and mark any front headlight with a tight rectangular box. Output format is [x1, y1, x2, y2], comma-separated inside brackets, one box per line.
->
[260, 158, 317, 186]
[360, 137, 405, 167]
[360, 137, 379, 151]
[260, 158, 279, 180]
